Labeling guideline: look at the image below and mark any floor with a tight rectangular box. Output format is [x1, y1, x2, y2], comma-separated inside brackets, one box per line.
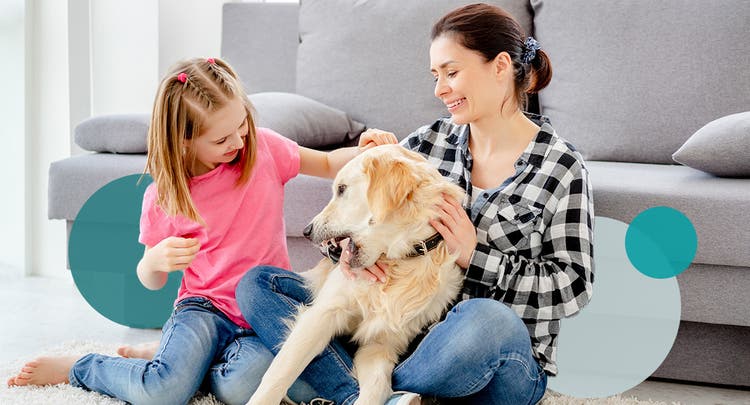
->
[1, 272, 748, 405]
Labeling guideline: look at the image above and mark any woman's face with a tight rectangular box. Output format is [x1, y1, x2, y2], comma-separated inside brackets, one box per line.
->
[187, 96, 248, 176]
[430, 34, 508, 125]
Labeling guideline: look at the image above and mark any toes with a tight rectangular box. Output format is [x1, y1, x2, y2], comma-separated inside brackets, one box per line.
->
[11, 376, 30, 386]
[116, 347, 130, 358]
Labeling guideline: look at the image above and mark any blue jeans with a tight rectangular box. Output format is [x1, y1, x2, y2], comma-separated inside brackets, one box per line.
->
[237, 266, 548, 405]
[69, 296, 316, 405]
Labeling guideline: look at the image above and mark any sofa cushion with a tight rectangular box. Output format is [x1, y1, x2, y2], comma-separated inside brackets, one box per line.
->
[296, 0, 533, 140]
[250, 92, 366, 148]
[678, 263, 750, 327]
[532, 0, 750, 164]
[74, 114, 150, 154]
[672, 112, 750, 178]
[586, 161, 750, 268]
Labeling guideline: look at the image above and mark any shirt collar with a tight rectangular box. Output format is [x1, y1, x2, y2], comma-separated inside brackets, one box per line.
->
[521, 121, 555, 169]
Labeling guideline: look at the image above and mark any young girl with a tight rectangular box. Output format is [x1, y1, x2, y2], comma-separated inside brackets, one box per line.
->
[7, 57, 395, 405]
[239, 3, 594, 405]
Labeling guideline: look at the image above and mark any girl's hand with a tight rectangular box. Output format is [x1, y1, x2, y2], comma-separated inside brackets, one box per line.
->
[337, 238, 388, 283]
[143, 237, 201, 273]
[358, 128, 398, 150]
[429, 194, 477, 268]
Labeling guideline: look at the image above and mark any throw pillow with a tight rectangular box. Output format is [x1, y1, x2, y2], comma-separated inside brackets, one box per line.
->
[74, 114, 150, 154]
[249, 92, 366, 149]
[672, 111, 750, 177]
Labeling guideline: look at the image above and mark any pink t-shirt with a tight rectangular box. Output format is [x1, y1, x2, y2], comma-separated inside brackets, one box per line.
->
[139, 128, 300, 328]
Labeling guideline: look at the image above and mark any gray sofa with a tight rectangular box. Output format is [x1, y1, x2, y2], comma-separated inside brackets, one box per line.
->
[49, 0, 750, 388]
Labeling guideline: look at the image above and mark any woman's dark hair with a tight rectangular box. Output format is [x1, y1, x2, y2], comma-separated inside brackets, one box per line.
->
[431, 3, 552, 109]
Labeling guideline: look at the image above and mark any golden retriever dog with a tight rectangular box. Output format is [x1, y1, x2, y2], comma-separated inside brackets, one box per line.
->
[247, 144, 465, 405]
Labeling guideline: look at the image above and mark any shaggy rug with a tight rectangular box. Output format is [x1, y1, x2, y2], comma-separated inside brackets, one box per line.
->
[0, 341, 678, 405]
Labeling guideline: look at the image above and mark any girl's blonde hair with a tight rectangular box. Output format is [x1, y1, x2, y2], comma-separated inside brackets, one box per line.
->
[146, 57, 257, 224]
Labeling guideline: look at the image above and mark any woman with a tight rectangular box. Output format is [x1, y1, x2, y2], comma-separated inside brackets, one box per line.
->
[240, 3, 594, 404]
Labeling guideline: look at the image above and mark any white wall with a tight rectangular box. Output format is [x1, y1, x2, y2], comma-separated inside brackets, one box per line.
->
[25, 0, 71, 278]
[158, 0, 226, 77]
[90, 0, 159, 116]
[0, 0, 27, 277]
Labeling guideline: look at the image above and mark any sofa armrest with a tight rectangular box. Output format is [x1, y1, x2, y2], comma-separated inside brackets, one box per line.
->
[74, 114, 150, 154]
[48, 153, 147, 221]
[222, 2, 299, 94]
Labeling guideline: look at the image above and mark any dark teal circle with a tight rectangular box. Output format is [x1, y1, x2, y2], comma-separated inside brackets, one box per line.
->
[625, 206, 697, 279]
[69, 174, 182, 328]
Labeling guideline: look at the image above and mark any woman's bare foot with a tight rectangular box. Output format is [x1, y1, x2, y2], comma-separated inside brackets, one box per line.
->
[7, 356, 79, 387]
[117, 341, 159, 359]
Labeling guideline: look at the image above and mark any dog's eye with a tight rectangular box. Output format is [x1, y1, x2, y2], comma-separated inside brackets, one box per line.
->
[337, 184, 347, 196]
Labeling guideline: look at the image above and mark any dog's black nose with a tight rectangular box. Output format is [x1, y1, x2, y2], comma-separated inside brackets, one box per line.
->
[303, 223, 313, 240]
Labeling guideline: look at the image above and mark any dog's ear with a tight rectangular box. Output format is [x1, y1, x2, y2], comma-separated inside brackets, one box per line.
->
[364, 154, 420, 222]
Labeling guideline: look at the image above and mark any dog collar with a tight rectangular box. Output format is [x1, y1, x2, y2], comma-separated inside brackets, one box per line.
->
[405, 232, 444, 257]
[322, 233, 444, 264]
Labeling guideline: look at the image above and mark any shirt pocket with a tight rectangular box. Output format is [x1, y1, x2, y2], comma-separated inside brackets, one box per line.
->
[487, 200, 543, 253]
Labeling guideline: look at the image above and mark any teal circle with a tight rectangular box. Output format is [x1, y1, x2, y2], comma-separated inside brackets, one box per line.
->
[69, 174, 182, 328]
[548, 216, 681, 398]
[625, 206, 697, 279]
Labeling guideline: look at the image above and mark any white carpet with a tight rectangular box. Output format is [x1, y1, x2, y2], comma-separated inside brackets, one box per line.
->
[0, 341, 677, 405]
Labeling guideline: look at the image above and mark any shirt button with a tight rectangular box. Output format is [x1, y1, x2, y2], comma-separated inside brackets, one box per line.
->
[483, 193, 489, 198]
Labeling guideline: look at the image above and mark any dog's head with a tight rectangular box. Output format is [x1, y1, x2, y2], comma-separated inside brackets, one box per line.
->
[305, 144, 465, 268]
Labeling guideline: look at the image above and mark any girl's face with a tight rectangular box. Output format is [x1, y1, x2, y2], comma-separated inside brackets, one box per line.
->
[187, 97, 248, 176]
[430, 35, 510, 124]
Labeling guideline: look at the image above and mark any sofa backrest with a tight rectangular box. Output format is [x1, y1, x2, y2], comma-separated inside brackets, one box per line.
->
[222, 3, 299, 94]
[223, 0, 533, 140]
[221, 1, 749, 161]
[532, 0, 750, 164]
[295, 0, 533, 139]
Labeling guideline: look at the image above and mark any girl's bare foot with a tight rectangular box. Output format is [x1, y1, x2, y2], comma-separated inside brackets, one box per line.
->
[7, 356, 79, 387]
[117, 341, 159, 359]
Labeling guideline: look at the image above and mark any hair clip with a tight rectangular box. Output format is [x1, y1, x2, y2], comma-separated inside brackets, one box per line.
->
[207, 58, 216, 65]
[521, 37, 541, 64]
[521, 37, 541, 63]
[177, 72, 188, 83]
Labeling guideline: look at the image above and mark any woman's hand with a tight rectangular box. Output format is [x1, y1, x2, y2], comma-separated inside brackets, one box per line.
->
[429, 194, 477, 268]
[337, 238, 388, 283]
[142, 237, 201, 273]
[358, 128, 398, 150]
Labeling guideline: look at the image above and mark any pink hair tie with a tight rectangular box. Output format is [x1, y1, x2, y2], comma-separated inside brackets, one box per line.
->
[177, 72, 188, 83]
[207, 57, 215, 65]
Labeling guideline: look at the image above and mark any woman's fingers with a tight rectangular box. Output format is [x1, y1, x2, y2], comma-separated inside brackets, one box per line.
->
[367, 262, 388, 283]
[335, 237, 387, 283]
[430, 218, 453, 241]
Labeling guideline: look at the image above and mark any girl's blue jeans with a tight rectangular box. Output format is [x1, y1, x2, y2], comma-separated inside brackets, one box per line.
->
[236, 265, 548, 405]
[68, 296, 316, 405]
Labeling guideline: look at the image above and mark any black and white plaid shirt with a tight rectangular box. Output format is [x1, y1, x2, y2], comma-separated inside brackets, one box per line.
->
[401, 115, 595, 376]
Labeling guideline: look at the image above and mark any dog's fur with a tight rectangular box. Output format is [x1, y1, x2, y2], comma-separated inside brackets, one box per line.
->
[247, 145, 465, 405]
